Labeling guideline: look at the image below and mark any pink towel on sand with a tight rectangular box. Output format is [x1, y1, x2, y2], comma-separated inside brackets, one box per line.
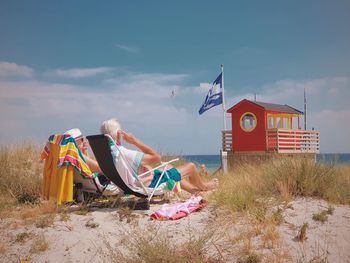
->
[150, 196, 208, 220]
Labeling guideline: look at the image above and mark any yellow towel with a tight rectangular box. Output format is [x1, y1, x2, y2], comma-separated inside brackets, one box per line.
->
[42, 143, 74, 205]
[41, 134, 93, 205]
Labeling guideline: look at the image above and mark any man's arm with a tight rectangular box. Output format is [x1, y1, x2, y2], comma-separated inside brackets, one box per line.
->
[83, 154, 102, 174]
[120, 131, 161, 165]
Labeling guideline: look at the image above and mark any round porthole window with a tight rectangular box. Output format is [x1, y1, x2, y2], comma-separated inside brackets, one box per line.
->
[240, 112, 257, 132]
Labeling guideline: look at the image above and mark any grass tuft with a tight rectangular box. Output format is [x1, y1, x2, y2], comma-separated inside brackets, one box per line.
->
[103, 225, 222, 263]
[211, 165, 261, 213]
[297, 222, 308, 242]
[59, 212, 70, 222]
[74, 207, 90, 216]
[327, 205, 335, 215]
[264, 158, 349, 203]
[312, 211, 328, 223]
[31, 234, 49, 253]
[35, 214, 55, 228]
[262, 225, 279, 249]
[117, 206, 134, 222]
[17, 193, 40, 205]
[237, 252, 261, 263]
[271, 207, 284, 225]
[15, 232, 32, 243]
[85, 218, 99, 228]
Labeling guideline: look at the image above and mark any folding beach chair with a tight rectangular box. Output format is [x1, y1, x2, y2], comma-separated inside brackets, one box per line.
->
[86, 134, 179, 202]
[41, 134, 118, 205]
[73, 171, 120, 202]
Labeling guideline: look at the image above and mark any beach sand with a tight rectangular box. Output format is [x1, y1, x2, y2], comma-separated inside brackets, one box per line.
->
[1, 196, 349, 262]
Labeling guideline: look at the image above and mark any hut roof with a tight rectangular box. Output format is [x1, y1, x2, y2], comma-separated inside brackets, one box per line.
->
[251, 100, 303, 114]
[227, 99, 303, 115]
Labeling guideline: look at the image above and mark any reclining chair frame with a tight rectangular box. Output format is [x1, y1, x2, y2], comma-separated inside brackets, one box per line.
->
[86, 134, 179, 202]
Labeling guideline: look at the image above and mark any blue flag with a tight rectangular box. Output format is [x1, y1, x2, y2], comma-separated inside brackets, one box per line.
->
[199, 73, 223, 115]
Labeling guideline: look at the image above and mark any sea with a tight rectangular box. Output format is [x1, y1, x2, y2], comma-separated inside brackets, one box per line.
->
[183, 153, 350, 174]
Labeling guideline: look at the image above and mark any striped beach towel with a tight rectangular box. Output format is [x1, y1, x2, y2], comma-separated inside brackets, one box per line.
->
[41, 134, 93, 179]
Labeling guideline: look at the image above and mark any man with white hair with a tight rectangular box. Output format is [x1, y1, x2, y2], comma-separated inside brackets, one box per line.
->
[100, 118, 218, 194]
[64, 128, 102, 174]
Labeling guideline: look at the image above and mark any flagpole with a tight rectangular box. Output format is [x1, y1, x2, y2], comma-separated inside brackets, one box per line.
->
[221, 64, 227, 131]
[220, 64, 228, 174]
[304, 87, 307, 130]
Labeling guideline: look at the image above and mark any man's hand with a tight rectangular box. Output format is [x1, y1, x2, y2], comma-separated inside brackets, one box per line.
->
[119, 130, 161, 165]
[120, 130, 137, 145]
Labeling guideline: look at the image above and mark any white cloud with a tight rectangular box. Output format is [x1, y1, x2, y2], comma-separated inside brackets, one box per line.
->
[1, 61, 348, 154]
[309, 110, 350, 153]
[104, 73, 188, 100]
[131, 73, 188, 82]
[255, 77, 350, 112]
[0, 61, 33, 78]
[53, 67, 114, 78]
[194, 83, 211, 94]
[0, 70, 210, 153]
[115, 44, 140, 54]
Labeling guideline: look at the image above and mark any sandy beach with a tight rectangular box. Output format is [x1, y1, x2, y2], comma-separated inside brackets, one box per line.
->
[1, 1, 350, 262]
[1, 195, 349, 263]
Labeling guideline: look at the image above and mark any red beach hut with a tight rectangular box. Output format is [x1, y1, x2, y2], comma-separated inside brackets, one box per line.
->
[223, 99, 319, 157]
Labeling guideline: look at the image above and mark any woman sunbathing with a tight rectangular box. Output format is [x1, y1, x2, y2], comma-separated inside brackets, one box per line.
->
[99, 118, 219, 194]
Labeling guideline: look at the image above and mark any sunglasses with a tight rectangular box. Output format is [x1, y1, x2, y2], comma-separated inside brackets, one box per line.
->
[76, 137, 87, 144]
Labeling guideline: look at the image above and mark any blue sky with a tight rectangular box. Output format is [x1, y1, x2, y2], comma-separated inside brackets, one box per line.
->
[0, 1, 349, 154]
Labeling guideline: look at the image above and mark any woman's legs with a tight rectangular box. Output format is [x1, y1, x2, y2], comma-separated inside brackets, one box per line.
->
[154, 162, 218, 194]
[177, 162, 218, 192]
[180, 179, 200, 194]
[156, 163, 200, 193]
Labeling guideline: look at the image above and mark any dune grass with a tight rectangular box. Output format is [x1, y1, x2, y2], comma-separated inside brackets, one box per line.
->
[211, 157, 350, 214]
[0, 143, 43, 213]
[1, 142, 349, 218]
[0, 142, 48, 219]
[103, 224, 223, 263]
[1, 143, 349, 262]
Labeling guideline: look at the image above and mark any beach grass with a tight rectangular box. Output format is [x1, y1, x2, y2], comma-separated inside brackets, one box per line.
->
[103, 224, 223, 263]
[0, 143, 61, 223]
[0, 142, 349, 217]
[0, 143, 43, 210]
[211, 157, 350, 215]
[1, 143, 350, 262]
[31, 234, 49, 253]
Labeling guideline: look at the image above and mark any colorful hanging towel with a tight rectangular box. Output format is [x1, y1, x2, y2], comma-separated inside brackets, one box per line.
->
[41, 134, 94, 205]
[41, 134, 64, 160]
[41, 134, 93, 179]
[150, 196, 208, 220]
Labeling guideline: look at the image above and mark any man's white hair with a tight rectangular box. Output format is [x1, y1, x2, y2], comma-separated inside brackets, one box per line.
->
[100, 118, 122, 137]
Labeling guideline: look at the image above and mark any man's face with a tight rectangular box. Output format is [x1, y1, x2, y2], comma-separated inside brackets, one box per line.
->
[76, 136, 88, 152]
